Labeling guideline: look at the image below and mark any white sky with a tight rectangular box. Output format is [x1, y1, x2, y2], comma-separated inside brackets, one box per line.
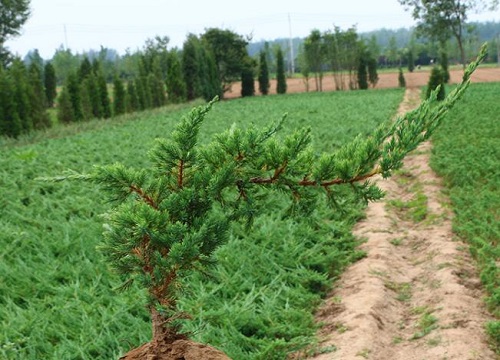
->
[6, 0, 500, 59]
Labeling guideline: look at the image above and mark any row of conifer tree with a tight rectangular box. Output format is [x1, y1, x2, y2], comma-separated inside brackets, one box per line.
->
[0, 60, 57, 138]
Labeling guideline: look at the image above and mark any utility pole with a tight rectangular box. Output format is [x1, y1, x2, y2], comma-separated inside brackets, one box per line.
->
[497, 33, 500, 67]
[288, 13, 295, 75]
[64, 24, 69, 50]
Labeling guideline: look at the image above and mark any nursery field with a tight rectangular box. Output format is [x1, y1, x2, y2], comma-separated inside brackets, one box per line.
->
[0, 89, 404, 359]
[430, 82, 500, 346]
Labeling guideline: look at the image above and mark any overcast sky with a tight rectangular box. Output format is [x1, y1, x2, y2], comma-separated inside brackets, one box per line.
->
[6, 0, 500, 59]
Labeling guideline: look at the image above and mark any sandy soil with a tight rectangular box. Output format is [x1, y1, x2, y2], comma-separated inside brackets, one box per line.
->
[300, 88, 497, 360]
[225, 67, 500, 98]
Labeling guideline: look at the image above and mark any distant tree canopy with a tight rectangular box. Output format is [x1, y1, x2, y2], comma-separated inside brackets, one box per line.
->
[398, 0, 499, 67]
[0, 0, 31, 66]
[202, 28, 250, 97]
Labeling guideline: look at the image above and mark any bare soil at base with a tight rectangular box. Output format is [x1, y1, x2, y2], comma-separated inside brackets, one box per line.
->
[300, 88, 498, 360]
[225, 67, 500, 98]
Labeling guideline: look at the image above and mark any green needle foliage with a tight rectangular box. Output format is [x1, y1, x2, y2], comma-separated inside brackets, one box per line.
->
[46, 45, 487, 350]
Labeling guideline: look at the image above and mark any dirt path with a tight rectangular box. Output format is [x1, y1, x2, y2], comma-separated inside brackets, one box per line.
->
[305, 88, 497, 360]
[226, 67, 500, 98]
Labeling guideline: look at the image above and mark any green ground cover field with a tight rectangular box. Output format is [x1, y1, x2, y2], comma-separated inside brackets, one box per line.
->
[0, 89, 404, 359]
[430, 82, 500, 351]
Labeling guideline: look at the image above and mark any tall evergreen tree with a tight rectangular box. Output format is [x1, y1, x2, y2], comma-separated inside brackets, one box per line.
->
[86, 74, 102, 118]
[135, 77, 147, 110]
[44, 62, 57, 108]
[182, 34, 202, 101]
[126, 81, 139, 113]
[150, 56, 167, 107]
[426, 66, 446, 101]
[439, 46, 450, 83]
[28, 62, 51, 129]
[240, 59, 255, 97]
[258, 50, 270, 95]
[97, 73, 112, 118]
[66, 72, 84, 121]
[78, 56, 93, 81]
[200, 46, 221, 101]
[57, 86, 75, 124]
[113, 75, 126, 116]
[357, 55, 369, 90]
[367, 57, 379, 88]
[80, 78, 93, 120]
[276, 48, 287, 94]
[0, 68, 22, 137]
[166, 50, 187, 104]
[10, 58, 33, 132]
[398, 67, 406, 88]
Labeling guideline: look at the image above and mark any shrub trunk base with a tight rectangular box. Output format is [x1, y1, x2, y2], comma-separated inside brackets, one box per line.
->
[119, 339, 231, 360]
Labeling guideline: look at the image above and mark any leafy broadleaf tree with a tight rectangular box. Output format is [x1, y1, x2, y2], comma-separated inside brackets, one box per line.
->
[304, 29, 325, 91]
[276, 47, 287, 94]
[258, 50, 270, 95]
[0, 0, 30, 67]
[398, 0, 498, 68]
[202, 28, 249, 98]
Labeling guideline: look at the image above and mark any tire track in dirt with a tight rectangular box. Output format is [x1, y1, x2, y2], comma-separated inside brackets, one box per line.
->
[305, 88, 497, 360]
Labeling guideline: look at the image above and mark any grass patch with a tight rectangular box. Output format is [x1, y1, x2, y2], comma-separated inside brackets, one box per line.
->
[410, 312, 439, 340]
[430, 82, 500, 349]
[387, 191, 428, 222]
[385, 281, 412, 302]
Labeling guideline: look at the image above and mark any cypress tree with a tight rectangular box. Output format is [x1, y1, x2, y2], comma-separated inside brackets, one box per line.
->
[426, 66, 445, 101]
[97, 73, 112, 118]
[276, 48, 287, 94]
[10, 59, 33, 133]
[87, 74, 102, 118]
[66, 72, 84, 121]
[151, 57, 166, 107]
[28, 63, 51, 129]
[368, 57, 379, 88]
[78, 56, 93, 81]
[357, 56, 368, 90]
[166, 50, 187, 104]
[440, 50, 450, 83]
[113, 75, 126, 116]
[57, 86, 75, 124]
[398, 67, 406, 88]
[44, 62, 57, 108]
[200, 46, 221, 101]
[408, 48, 415, 73]
[0, 69, 22, 137]
[135, 77, 147, 110]
[182, 34, 202, 101]
[126, 81, 139, 113]
[258, 51, 270, 95]
[240, 59, 255, 97]
[80, 78, 93, 120]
